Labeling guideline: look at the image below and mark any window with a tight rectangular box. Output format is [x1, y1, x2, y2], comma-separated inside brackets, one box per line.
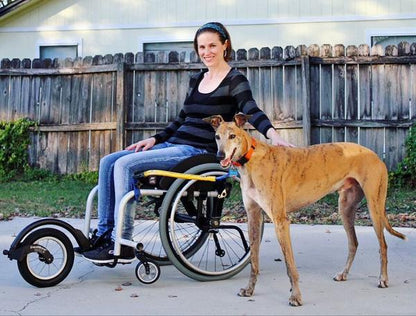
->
[143, 41, 194, 62]
[39, 45, 78, 60]
[371, 35, 416, 48]
[37, 39, 82, 60]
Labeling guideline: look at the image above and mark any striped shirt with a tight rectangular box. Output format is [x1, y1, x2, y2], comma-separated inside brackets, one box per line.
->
[152, 68, 273, 153]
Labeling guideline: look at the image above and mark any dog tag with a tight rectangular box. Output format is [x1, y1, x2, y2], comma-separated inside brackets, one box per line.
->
[228, 168, 239, 178]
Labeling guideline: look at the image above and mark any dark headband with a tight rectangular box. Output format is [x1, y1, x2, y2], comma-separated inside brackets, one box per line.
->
[198, 23, 227, 40]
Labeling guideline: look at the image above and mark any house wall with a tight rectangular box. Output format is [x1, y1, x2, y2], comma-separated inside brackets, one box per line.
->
[1, 0, 416, 59]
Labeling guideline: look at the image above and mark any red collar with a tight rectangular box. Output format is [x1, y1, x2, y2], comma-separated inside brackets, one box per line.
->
[232, 138, 257, 167]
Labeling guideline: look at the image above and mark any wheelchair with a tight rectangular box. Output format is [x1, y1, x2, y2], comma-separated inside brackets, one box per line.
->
[3, 154, 264, 287]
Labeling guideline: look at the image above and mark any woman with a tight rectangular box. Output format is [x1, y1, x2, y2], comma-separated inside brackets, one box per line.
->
[83, 22, 292, 263]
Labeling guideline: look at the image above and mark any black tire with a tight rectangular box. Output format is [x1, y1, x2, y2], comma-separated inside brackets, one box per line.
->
[135, 261, 161, 284]
[160, 163, 263, 281]
[17, 228, 74, 288]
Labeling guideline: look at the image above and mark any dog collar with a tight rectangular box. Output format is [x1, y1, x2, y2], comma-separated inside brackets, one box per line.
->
[232, 138, 257, 167]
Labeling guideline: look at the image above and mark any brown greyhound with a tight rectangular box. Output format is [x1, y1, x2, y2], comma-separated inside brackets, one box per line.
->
[205, 113, 406, 307]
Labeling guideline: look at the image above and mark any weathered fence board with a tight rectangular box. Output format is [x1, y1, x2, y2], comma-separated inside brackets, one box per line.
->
[412, 65, 416, 120]
[359, 64, 371, 119]
[1, 43, 416, 173]
[345, 64, 358, 142]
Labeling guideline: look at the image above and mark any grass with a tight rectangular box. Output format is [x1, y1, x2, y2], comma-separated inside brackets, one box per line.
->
[289, 188, 416, 227]
[0, 178, 96, 220]
[0, 175, 415, 228]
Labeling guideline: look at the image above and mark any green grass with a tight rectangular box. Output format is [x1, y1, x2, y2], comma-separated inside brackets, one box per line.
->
[0, 178, 96, 219]
[290, 188, 416, 227]
[0, 175, 415, 228]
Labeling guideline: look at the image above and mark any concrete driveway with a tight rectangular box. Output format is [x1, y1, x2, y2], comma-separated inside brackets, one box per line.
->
[1, 217, 415, 315]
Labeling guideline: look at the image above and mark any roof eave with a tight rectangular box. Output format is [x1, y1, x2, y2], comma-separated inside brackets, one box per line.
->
[0, 0, 40, 19]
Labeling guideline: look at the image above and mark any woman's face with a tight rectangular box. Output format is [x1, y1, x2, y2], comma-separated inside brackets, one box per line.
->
[197, 31, 228, 68]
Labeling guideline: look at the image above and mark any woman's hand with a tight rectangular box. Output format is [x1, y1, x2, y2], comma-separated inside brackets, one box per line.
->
[125, 137, 156, 152]
[266, 128, 295, 147]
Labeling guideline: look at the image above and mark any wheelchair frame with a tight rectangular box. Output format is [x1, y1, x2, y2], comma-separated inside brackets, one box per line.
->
[3, 154, 262, 287]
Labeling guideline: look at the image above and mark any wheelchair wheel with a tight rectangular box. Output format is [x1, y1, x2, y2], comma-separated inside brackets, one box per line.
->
[160, 163, 263, 281]
[135, 260, 160, 284]
[132, 217, 169, 266]
[17, 228, 74, 287]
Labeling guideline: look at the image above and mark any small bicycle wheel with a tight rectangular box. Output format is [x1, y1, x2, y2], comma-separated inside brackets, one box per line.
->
[17, 228, 74, 287]
[160, 163, 263, 281]
[135, 260, 160, 284]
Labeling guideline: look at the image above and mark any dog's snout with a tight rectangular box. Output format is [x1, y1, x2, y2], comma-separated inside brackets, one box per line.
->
[216, 151, 225, 161]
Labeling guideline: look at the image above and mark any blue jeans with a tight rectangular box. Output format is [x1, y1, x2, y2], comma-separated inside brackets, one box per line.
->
[96, 142, 207, 241]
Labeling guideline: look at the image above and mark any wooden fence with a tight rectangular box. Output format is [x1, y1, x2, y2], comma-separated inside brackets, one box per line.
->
[1, 42, 416, 174]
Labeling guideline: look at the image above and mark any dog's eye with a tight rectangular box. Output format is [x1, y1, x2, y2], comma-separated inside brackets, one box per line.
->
[215, 134, 220, 140]
[229, 134, 236, 140]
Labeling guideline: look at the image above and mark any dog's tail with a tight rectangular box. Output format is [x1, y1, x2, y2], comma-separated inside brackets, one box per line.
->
[384, 216, 407, 240]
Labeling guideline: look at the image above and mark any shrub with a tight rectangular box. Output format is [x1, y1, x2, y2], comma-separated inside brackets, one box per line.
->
[0, 118, 36, 181]
[390, 125, 416, 188]
[66, 171, 98, 185]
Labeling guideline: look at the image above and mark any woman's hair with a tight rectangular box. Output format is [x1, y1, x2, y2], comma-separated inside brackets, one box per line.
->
[193, 22, 233, 62]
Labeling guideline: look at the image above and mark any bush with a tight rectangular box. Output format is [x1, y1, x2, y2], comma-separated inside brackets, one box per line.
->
[21, 167, 56, 181]
[0, 118, 36, 181]
[390, 125, 416, 188]
[66, 171, 98, 185]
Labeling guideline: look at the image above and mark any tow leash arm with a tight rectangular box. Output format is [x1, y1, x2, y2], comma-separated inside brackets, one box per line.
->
[133, 168, 239, 201]
[142, 168, 239, 182]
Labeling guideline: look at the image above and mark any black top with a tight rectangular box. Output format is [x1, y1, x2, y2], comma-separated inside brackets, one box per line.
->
[152, 68, 273, 153]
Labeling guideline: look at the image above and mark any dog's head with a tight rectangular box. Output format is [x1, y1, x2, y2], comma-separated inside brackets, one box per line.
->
[204, 113, 252, 168]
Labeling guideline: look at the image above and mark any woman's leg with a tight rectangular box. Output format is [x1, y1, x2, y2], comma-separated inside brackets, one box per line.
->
[112, 143, 207, 241]
[96, 150, 134, 237]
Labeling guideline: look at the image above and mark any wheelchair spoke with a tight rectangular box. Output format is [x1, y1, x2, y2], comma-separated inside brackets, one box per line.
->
[133, 219, 168, 264]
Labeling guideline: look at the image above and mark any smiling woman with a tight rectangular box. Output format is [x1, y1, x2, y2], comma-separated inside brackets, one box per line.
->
[81, 21, 292, 263]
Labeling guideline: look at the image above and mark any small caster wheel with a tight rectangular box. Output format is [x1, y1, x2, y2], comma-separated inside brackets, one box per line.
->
[135, 260, 160, 284]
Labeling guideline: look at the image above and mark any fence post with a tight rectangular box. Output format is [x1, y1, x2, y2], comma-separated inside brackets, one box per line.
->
[301, 55, 311, 146]
[116, 62, 126, 150]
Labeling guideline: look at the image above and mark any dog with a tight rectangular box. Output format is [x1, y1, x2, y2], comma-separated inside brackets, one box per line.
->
[204, 113, 406, 307]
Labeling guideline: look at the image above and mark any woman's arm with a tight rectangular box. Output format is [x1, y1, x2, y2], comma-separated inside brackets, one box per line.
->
[230, 71, 294, 147]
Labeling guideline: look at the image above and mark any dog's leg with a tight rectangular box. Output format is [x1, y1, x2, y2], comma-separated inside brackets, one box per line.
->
[238, 198, 262, 297]
[362, 169, 389, 288]
[334, 183, 364, 281]
[367, 196, 389, 288]
[363, 174, 390, 288]
[274, 217, 302, 307]
[368, 198, 389, 288]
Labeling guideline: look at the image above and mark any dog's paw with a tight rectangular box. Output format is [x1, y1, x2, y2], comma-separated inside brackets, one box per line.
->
[333, 272, 348, 281]
[378, 280, 389, 288]
[289, 294, 303, 307]
[238, 287, 254, 297]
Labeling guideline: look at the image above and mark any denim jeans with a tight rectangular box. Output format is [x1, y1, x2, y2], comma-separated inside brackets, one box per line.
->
[96, 142, 207, 241]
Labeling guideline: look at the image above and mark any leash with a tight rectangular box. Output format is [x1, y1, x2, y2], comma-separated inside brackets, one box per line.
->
[232, 137, 257, 167]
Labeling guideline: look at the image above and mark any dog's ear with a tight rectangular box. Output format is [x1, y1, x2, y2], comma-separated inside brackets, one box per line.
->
[233, 113, 251, 128]
[203, 115, 224, 130]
